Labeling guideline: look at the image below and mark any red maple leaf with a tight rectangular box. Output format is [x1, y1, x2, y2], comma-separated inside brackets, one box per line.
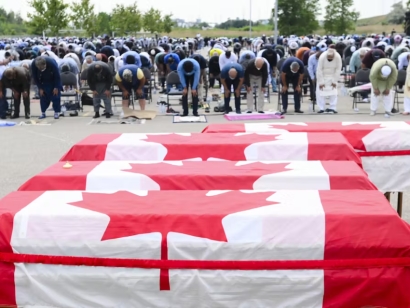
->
[143, 133, 282, 160]
[268, 123, 383, 151]
[122, 161, 291, 190]
[69, 191, 277, 291]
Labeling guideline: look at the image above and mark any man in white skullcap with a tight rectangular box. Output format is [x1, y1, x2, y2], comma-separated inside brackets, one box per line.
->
[316, 48, 342, 114]
[369, 59, 398, 116]
[288, 41, 299, 57]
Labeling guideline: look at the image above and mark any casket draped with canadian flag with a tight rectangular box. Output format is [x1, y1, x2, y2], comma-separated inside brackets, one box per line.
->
[18, 161, 376, 191]
[59, 132, 361, 164]
[1, 190, 410, 307]
[201, 121, 410, 191]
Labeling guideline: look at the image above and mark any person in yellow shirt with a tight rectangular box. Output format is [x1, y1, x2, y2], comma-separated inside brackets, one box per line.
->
[209, 48, 223, 58]
[115, 64, 146, 111]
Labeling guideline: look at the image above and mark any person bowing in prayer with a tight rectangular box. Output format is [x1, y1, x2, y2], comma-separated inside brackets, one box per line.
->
[316, 49, 342, 114]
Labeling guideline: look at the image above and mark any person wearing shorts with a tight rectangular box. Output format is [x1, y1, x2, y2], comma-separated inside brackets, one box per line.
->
[115, 64, 146, 111]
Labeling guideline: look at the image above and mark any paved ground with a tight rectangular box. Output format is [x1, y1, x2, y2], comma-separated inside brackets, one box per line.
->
[0, 67, 409, 222]
[1, 90, 409, 222]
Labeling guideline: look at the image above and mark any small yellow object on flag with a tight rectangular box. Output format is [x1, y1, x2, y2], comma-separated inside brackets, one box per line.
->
[63, 162, 72, 169]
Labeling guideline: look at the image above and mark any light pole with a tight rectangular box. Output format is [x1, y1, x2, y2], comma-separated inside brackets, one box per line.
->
[274, 0, 278, 44]
[249, 0, 252, 38]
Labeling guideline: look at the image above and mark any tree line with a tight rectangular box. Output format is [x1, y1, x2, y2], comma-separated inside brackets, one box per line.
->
[1, 0, 175, 37]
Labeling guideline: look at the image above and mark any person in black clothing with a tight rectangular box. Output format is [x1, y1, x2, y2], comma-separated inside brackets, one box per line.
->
[87, 61, 113, 119]
[280, 57, 305, 115]
[208, 55, 221, 88]
[244, 57, 268, 113]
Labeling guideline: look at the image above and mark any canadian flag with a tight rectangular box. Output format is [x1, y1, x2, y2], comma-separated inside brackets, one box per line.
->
[0, 190, 409, 307]
[202, 122, 410, 192]
[202, 121, 410, 152]
[18, 161, 376, 192]
[60, 133, 361, 165]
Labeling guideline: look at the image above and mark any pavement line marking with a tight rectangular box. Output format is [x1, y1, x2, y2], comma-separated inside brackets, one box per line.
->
[22, 129, 71, 143]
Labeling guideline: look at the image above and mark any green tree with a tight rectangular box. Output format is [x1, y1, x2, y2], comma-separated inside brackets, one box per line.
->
[110, 2, 142, 36]
[27, 0, 69, 36]
[387, 2, 405, 25]
[95, 12, 112, 35]
[143, 7, 162, 33]
[161, 14, 175, 34]
[323, 0, 359, 34]
[272, 0, 320, 36]
[0, 7, 27, 35]
[70, 0, 96, 36]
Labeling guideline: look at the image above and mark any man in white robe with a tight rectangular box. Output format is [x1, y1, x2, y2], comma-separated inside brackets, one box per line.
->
[316, 49, 342, 114]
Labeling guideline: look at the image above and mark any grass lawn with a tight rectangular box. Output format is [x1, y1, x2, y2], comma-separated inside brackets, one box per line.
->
[167, 14, 404, 38]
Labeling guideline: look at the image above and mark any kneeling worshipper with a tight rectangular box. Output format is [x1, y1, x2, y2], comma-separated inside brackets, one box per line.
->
[369, 59, 398, 116]
[316, 48, 342, 114]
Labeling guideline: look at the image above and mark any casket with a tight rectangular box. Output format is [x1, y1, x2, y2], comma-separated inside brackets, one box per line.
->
[0, 190, 409, 307]
[202, 122, 410, 191]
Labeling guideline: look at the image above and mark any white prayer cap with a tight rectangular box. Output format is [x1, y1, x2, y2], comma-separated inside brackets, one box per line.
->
[289, 41, 298, 49]
[150, 49, 156, 56]
[350, 46, 356, 52]
[359, 48, 368, 56]
[381, 65, 392, 77]
[327, 48, 335, 55]
[123, 69, 133, 82]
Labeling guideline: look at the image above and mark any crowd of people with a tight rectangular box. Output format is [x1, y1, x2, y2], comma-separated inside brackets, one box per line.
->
[0, 32, 410, 119]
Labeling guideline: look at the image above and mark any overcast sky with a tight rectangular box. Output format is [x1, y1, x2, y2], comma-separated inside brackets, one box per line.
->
[1, 0, 406, 23]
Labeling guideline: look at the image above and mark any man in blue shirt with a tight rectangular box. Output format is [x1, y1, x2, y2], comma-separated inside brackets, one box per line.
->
[31, 56, 62, 119]
[308, 49, 323, 104]
[280, 57, 304, 115]
[115, 64, 146, 111]
[190, 54, 208, 105]
[164, 53, 180, 71]
[177, 58, 200, 117]
[121, 51, 142, 68]
[220, 62, 244, 114]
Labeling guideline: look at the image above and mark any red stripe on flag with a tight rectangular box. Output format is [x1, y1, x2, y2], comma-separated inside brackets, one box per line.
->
[18, 161, 100, 191]
[306, 133, 362, 166]
[0, 252, 409, 270]
[201, 124, 245, 133]
[320, 161, 377, 190]
[60, 134, 121, 161]
[358, 150, 410, 157]
[320, 190, 410, 307]
[0, 192, 44, 306]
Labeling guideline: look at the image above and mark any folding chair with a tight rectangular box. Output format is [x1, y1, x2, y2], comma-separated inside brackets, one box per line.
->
[166, 71, 183, 107]
[302, 69, 310, 97]
[142, 68, 152, 103]
[5, 88, 14, 116]
[277, 77, 304, 112]
[60, 72, 81, 111]
[111, 79, 135, 110]
[352, 69, 370, 110]
[80, 69, 89, 92]
[394, 69, 407, 111]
